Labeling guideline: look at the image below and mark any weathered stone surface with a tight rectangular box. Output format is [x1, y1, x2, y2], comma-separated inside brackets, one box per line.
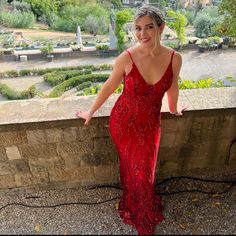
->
[110, 163, 120, 183]
[0, 161, 13, 175]
[159, 132, 176, 148]
[162, 115, 192, 132]
[48, 169, 71, 182]
[5, 146, 22, 160]
[62, 127, 77, 142]
[0, 131, 27, 146]
[93, 137, 116, 153]
[57, 141, 93, 155]
[31, 171, 50, 185]
[77, 126, 97, 140]
[228, 140, 236, 166]
[10, 159, 30, 173]
[81, 152, 116, 167]
[29, 156, 65, 172]
[19, 143, 58, 159]
[93, 165, 112, 182]
[15, 173, 33, 187]
[64, 154, 81, 169]
[0, 174, 16, 188]
[27, 130, 46, 144]
[0, 88, 235, 191]
[67, 167, 94, 181]
[46, 128, 63, 143]
[158, 161, 181, 177]
[191, 116, 216, 130]
[0, 147, 7, 161]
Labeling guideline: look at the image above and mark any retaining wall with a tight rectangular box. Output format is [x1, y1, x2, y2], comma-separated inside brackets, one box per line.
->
[0, 87, 235, 192]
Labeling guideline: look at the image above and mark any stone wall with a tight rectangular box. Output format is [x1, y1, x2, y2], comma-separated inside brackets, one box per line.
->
[0, 87, 235, 192]
[0, 49, 119, 62]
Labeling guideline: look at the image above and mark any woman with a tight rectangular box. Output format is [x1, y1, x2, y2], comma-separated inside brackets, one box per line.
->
[76, 5, 186, 235]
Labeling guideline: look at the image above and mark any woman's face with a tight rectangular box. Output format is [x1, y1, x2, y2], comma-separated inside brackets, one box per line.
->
[134, 15, 163, 49]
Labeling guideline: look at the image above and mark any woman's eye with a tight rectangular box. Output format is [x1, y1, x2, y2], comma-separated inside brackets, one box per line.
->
[135, 27, 141, 31]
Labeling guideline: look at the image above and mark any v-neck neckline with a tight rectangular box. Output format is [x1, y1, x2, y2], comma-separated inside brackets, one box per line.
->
[132, 61, 171, 87]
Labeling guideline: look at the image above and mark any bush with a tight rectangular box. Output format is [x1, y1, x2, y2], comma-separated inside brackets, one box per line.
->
[49, 73, 110, 98]
[179, 78, 226, 89]
[0, 84, 37, 100]
[0, 9, 36, 28]
[44, 69, 92, 86]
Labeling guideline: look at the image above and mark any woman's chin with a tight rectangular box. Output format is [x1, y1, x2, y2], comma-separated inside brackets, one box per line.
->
[140, 43, 154, 49]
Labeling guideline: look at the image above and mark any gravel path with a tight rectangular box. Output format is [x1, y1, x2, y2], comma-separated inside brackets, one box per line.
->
[0, 171, 235, 235]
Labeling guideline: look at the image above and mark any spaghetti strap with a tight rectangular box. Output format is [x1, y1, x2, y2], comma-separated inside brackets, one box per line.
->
[170, 50, 175, 63]
[126, 50, 134, 64]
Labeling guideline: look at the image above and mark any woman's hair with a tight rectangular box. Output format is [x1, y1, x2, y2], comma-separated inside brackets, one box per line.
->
[134, 5, 165, 27]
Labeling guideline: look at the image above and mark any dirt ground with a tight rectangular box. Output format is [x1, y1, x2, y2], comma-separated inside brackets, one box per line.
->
[14, 28, 77, 42]
[12, 28, 107, 44]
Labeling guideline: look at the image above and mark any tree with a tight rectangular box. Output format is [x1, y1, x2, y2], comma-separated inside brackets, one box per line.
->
[193, 6, 223, 38]
[218, 0, 236, 38]
[115, 9, 133, 52]
[25, 0, 59, 21]
[167, 10, 187, 48]
[97, 0, 122, 9]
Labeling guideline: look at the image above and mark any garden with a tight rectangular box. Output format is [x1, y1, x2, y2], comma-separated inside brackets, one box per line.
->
[0, 0, 235, 101]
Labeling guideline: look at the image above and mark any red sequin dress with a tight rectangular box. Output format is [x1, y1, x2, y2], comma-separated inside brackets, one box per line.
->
[109, 50, 175, 235]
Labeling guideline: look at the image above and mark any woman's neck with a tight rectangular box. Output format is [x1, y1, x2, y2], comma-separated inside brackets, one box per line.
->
[139, 43, 163, 57]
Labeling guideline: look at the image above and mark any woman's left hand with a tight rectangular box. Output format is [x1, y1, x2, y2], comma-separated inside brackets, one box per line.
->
[170, 104, 188, 116]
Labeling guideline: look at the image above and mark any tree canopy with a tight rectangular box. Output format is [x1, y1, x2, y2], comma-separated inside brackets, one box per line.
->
[218, 0, 236, 37]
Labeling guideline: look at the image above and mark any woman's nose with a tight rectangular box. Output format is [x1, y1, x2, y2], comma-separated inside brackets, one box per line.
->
[140, 28, 147, 36]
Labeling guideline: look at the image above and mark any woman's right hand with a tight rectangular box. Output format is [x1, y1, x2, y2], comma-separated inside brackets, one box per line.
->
[76, 111, 93, 125]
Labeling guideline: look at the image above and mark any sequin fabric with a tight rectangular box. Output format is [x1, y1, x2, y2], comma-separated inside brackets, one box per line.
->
[109, 50, 175, 235]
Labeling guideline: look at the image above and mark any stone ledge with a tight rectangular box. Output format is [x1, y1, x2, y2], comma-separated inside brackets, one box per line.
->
[0, 87, 235, 126]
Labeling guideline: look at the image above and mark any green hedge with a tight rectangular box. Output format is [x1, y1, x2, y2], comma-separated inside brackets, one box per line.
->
[0, 64, 112, 78]
[49, 73, 110, 98]
[0, 83, 37, 100]
[44, 69, 92, 86]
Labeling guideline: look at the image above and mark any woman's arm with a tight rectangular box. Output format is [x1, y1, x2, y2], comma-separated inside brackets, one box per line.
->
[76, 53, 127, 125]
[166, 52, 186, 116]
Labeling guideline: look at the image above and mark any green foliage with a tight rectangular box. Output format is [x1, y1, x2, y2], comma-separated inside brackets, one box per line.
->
[76, 81, 92, 91]
[167, 10, 187, 47]
[25, 0, 59, 20]
[40, 43, 54, 55]
[0, 83, 37, 100]
[193, 6, 223, 38]
[96, 44, 109, 50]
[97, 0, 122, 10]
[115, 9, 133, 52]
[83, 82, 123, 96]
[56, 3, 109, 32]
[115, 83, 123, 93]
[49, 73, 110, 97]
[12, 1, 32, 12]
[218, 0, 236, 37]
[0, 9, 36, 28]
[182, 9, 195, 26]
[0, 64, 112, 78]
[163, 41, 178, 49]
[44, 69, 92, 86]
[83, 84, 102, 96]
[179, 78, 227, 89]
[57, 0, 81, 11]
[84, 15, 107, 35]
